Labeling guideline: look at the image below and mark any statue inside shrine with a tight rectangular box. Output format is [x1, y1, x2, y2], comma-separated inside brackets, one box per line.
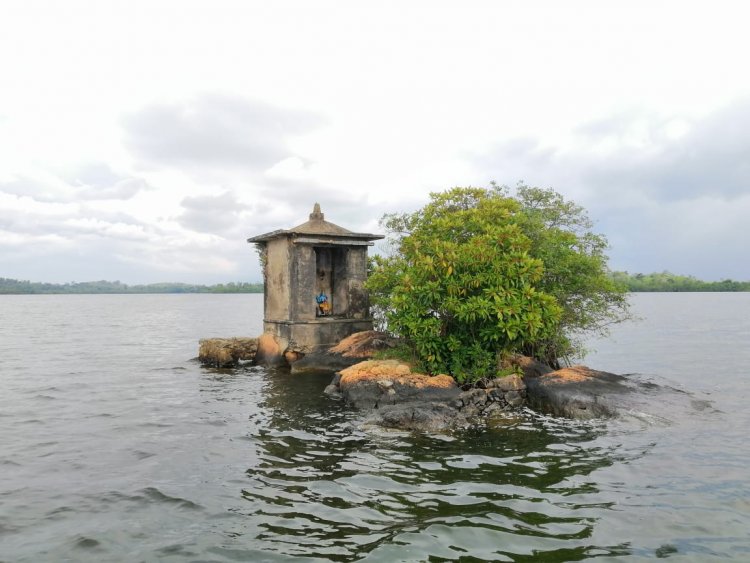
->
[315, 291, 331, 316]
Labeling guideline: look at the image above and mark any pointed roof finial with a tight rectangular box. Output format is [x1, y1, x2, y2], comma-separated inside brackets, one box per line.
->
[310, 203, 324, 221]
[248, 201, 384, 243]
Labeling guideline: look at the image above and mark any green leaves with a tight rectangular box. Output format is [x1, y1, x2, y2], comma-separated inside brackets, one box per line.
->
[367, 184, 629, 379]
[511, 183, 630, 362]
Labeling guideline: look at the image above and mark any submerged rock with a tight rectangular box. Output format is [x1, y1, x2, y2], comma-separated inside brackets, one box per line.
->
[363, 402, 469, 432]
[198, 337, 258, 368]
[523, 364, 712, 422]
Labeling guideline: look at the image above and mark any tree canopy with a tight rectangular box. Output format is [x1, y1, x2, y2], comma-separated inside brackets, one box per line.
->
[367, 184, 629, 381]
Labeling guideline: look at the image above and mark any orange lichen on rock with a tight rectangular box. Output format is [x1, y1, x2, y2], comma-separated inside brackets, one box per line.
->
[328, 331, 396, 358]
[542, 366, 599, 384]
[339, 360, 456, 389]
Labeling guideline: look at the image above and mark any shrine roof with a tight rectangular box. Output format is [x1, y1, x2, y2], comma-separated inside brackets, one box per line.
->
[247, 203, 384, 243]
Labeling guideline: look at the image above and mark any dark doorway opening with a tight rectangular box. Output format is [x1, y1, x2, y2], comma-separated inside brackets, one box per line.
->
[314, 247, 348, 317]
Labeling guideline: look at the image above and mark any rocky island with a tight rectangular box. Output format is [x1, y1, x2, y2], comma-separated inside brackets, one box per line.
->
[198, 330, 648, 431]
[195, 190, 652, 431]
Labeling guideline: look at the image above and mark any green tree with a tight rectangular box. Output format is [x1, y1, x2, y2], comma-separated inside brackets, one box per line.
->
[367, 185, 629, 380]
[510, 184, 629, 363]
[368, 187, 562, 382]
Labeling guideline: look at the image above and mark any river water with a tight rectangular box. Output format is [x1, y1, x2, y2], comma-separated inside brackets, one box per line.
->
[0, 293, 748, 561]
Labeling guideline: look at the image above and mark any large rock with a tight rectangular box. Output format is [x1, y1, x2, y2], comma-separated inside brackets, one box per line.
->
[326, 360, 529, 431]
[523, 365, 629, 419]
[336, 359, 467, 431]
[290, 331, 398, 375]
[524, 364, 713, 421]
[337, 360, 460, 409]
[198, 337, 258, 368]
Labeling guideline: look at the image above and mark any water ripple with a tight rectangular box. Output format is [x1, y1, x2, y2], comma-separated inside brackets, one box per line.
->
[1, 294, 749, 561]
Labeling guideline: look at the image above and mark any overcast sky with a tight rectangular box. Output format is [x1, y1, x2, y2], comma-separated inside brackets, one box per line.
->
[2, 0, 749, 284]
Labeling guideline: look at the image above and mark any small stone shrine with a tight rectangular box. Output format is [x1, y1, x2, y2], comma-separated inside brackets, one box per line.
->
[247, 204, 383, 356]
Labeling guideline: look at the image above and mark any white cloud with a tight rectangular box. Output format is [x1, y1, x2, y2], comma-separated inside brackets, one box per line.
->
[1, 0, 750, 283]
[0, 165, 151, 203]
[122, 95, 324, 175]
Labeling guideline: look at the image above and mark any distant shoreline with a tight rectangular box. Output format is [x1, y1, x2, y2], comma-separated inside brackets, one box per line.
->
[611, 271, 750, 292]
[2, 275, 749, 294]
[0, 278, 263, 295]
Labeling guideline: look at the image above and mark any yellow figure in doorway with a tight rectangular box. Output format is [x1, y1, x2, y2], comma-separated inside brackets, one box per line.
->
[316, 292, 331, 316]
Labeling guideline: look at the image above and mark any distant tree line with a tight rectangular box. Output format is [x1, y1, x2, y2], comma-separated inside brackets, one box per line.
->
[611, 271, 750, 292]
[0, 278, 264, 294]
[4, 271, 748, 295]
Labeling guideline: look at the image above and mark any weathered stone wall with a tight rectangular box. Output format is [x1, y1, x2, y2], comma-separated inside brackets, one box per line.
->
[290, 243, 316, 321]
[332, 247, 349, 315]
[346, 247, 369, 319]
[263, 318, 374, 354]
[264, 238, 290, 321]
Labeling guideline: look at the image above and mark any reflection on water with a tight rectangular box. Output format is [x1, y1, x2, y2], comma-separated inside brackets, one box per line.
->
[226, 365, 639, 561]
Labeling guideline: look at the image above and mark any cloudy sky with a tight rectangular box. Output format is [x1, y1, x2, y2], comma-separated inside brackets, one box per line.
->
[2, 0, 749, 284]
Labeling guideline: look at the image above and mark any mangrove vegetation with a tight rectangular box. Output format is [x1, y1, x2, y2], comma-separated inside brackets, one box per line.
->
[366, 184, 630, 380]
